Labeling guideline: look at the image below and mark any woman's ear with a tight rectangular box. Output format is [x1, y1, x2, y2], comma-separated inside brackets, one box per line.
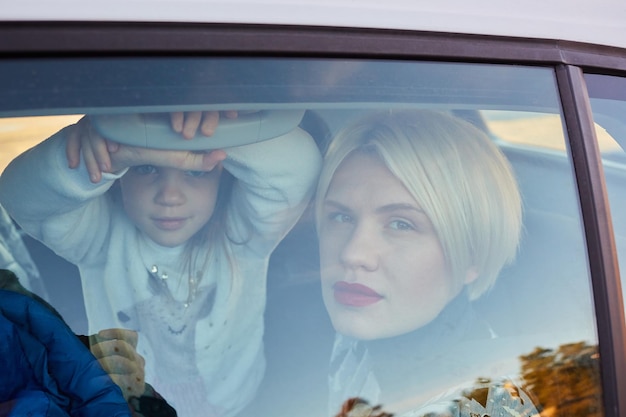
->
[464, 266, 479, 284]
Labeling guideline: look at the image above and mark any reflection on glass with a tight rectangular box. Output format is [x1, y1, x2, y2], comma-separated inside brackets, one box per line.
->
[586, 72, 626, 333]
[317, 109, 528, 415]
[0, 59, 602, 417]
[0, 111, 322, 417]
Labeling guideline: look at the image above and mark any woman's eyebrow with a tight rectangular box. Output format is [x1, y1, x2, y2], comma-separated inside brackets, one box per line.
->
[375, 203, 424, 214]
[325, 200, 424, 214]
[323, 199, 351, 211]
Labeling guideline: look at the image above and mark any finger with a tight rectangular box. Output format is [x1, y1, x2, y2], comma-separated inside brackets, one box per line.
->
[114, 146, 226, 172]
[97, 351, 143, 374]
[174, 150, 226, 172]
[75, 119, 114, 182]
[106, 139, 120, 154]
[223, 110, 238, 119]
[109, 372, 145, 400]
[199, 111, 220, 137]
[71, 118, 101, 180]
[81, 138, 103, 183]
[90, 340, 130, 360]
[65, 125, 82, 169]
[175, 149, 226, 171]
[92, 342, 145, 371]
[95, 328, 139, 349]
[97, 352, 145, 398]
[181, 111, 203, 139]
[90, 339, 139, 362]
[87, 126, 113, 174]
[203, 150, 228, 169]
[170, 112, 184, 133]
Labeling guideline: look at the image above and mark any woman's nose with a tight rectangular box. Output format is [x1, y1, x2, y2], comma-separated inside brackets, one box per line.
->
[154, 173, 186, 206]
[339, 224, 378, 271]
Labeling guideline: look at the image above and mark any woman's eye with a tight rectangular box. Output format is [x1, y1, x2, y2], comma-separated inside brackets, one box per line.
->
[185, 170, 209, 178]
[133, 165, 157, 175]
[389, 219, 415, 231]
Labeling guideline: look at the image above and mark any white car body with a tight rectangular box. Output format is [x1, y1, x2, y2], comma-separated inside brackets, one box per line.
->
[1, 0, 626, 49]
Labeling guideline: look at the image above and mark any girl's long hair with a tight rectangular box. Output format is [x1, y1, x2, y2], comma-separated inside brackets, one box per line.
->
[183, 169, 237, 291]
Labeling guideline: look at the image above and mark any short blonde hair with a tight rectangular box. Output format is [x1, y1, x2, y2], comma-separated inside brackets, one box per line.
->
[315, 110, 522, 300]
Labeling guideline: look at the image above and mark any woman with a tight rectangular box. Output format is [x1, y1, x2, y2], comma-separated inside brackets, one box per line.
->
[315, 109, 534, 416]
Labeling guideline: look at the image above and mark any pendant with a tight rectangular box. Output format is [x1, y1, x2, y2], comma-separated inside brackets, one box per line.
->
[150, 265, 168, 280]
[168, 324, 187, 335]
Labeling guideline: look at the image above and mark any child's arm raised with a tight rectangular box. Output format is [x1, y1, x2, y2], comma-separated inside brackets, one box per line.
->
[0, 116, 227, 264]
[222, 123, 322, 254]
[66, 115, 227, 183]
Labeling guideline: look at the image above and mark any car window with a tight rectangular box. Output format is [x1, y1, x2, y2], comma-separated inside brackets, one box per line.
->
[0, 58, 602, 417]
[585, 73, 626, 315]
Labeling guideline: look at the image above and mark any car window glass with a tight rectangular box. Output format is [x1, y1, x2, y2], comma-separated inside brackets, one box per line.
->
[585, 73, 626, 316]
[0, 58, 602, 417]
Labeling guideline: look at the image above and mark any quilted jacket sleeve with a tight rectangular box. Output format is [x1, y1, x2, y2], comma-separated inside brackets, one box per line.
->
[0, 269, 132, 417]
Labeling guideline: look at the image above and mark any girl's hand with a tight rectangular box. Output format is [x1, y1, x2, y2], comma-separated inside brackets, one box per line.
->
[89, 328, 146, 401]
[66, 116, 120, 183]
[107, 144, 226, 174]
[170, 110, 238, 139]
[66, 111, 235, 183]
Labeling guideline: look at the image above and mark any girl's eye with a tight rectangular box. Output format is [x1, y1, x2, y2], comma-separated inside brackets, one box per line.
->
[133, 165, 157, 175]
[389, 219, 415, 231]
[329, 212, 353, 224]
[185, 170, 209, 178]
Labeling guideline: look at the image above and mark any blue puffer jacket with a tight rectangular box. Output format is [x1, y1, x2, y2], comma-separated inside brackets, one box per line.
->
[0, 273, 132, 417]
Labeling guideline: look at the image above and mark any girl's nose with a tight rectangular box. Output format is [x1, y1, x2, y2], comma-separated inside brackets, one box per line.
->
[339, 223, 378, 272]
[154, 172, 186, 206]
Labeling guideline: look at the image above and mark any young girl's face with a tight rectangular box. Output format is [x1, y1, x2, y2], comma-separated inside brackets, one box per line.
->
[318, 152, 463, 340]
[119, 164, 222, 247]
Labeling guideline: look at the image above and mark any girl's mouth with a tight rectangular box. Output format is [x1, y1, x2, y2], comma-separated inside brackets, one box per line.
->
[153, 217, 187, 231]
[333, 281, 383, 307]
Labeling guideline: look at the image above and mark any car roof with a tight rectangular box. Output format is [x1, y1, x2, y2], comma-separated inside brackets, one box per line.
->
[1, 0, 626, 50]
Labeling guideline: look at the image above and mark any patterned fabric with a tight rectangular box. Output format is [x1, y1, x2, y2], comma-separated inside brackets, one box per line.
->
[0, 204, 43, 295]
[328, 335, 380, 416]
[327, 294, 540, 417]
[404, 381, 539, 417]
[333, 383, 539, 417]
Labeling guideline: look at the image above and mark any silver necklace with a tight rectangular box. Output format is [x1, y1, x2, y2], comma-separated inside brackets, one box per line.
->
[148, 264, 201, 308]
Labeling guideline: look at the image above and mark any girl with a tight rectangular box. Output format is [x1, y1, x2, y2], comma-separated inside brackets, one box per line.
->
[0, 112, 321, 417]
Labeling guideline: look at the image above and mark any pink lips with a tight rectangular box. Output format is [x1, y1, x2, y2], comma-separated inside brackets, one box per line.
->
[153, 217, 187, 231]
[333, 281, 383, 307]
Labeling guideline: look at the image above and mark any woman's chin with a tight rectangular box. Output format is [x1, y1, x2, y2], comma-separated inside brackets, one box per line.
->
[331, 314, 386, 341]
